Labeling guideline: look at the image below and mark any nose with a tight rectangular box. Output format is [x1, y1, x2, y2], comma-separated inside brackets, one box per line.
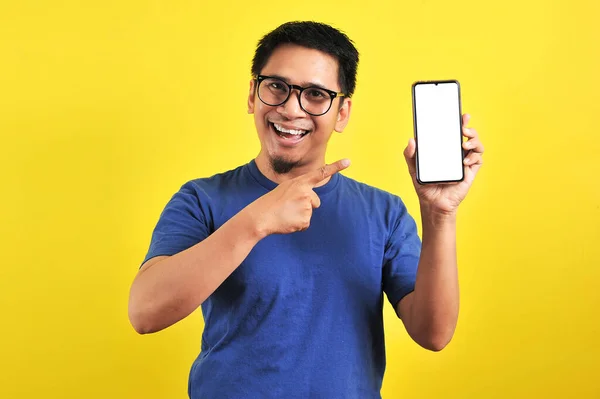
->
[277, 89, 307, 118]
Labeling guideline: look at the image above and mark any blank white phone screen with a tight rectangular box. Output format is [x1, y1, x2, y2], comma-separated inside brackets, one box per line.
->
[414, 82, 463, 183]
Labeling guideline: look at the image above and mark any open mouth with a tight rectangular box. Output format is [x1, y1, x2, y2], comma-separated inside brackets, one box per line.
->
[270, 122, 311, 143]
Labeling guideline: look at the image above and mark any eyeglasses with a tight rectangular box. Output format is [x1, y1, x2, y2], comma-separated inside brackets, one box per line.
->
[255, 75, 346, 116]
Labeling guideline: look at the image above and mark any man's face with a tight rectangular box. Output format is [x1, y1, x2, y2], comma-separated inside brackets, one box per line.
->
[248, 44, 351, 174]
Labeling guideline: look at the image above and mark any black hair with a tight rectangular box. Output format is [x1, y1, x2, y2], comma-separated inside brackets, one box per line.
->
[251, 21, 359, 97]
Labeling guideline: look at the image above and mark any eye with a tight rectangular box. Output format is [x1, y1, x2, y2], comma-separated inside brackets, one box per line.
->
[265, 80, 287, 93]
[306, 88, 327, 99]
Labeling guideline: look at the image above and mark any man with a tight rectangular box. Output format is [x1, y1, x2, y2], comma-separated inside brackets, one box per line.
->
[128, 21, 484, 398]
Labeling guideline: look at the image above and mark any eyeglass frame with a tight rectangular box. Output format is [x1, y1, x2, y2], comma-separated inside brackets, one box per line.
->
[254, 75, 347, 116]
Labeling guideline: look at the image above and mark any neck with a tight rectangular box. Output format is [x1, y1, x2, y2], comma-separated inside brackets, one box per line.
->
[254, 152, 331, 187]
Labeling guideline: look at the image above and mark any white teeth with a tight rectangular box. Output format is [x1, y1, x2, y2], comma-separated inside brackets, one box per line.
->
[273, 123, 307, 136]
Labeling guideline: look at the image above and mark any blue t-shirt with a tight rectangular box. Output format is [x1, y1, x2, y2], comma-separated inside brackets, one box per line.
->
[142, 160, 421, 399]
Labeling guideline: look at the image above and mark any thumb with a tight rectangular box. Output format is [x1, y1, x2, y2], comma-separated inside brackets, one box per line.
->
[403, 138, 417, 178]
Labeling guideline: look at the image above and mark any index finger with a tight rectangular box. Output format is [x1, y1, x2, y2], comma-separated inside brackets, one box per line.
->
[462, 113, 471, 126]
[301, 158, 351, 186]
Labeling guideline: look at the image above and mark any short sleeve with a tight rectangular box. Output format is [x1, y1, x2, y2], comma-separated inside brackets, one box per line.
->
[382, 200, 421, 308]
[141, 181, 212, 267]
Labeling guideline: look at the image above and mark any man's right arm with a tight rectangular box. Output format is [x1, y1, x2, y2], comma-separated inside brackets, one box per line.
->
[128, 159, 349, 335]
[128, 208, 263, 334]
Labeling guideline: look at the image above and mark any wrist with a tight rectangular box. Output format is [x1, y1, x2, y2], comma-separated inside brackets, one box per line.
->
[239, 203, 270, 241]
[420, 203, 457, 230]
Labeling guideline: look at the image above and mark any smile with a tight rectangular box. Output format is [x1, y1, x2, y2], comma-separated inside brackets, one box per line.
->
[270, 122, 311, 143]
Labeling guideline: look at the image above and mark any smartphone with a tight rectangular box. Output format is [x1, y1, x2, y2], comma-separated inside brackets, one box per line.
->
[411, 80, 464, 184]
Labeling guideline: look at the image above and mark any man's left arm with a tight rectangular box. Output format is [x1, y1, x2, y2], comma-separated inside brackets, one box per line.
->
[397, 113, 484, 351]
[396, 209, 458, 351]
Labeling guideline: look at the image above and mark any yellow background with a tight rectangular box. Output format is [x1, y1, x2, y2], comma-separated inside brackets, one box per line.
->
[1, 0, 599, 398]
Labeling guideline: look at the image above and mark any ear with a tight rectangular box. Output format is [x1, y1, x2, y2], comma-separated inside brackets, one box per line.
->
[248, 79, 256, 114]
[334, 98, 352, 133]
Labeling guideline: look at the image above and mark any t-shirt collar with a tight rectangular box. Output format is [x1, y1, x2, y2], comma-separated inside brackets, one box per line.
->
[247, 159, 340, 195]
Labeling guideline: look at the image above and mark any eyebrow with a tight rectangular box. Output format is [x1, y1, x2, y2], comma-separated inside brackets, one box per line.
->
[268, 74, 332, 91]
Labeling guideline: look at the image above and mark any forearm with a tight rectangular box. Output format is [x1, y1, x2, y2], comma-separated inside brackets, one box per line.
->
[129, 208, 263, 334]
[408, 205, 459, 350]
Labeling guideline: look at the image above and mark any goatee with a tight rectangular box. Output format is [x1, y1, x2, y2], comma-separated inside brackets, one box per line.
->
[271, 156, 300, 175]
